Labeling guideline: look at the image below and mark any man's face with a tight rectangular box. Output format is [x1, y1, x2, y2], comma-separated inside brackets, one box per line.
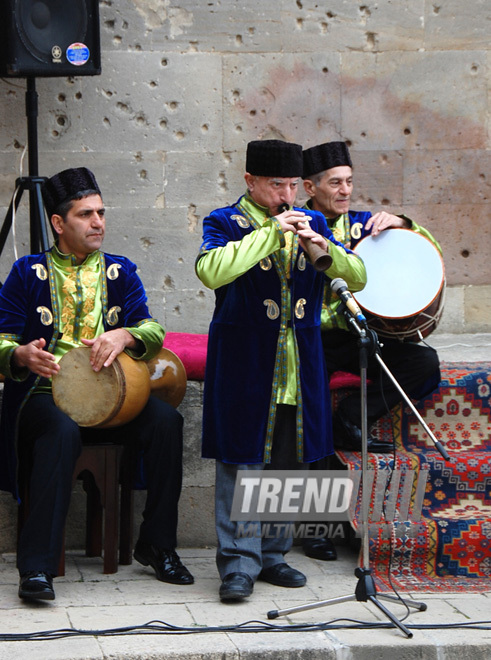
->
[51, 194, 105, 261]
[245, 174, 300, 214]
[304, 165, 353, 218]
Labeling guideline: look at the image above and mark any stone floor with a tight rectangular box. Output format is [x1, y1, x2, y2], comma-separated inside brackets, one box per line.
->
[2, 543, 491, 659]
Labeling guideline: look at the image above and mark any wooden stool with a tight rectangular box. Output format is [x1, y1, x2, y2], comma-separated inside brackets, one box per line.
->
[18, 441, 134, 576]
[74, 443, 123, 574]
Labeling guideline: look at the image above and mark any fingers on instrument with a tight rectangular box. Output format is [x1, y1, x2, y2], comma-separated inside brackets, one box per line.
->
[52, 346, 187, 427]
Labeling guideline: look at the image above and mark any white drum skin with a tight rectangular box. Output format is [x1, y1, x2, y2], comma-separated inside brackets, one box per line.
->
[353, 228, 445, 342]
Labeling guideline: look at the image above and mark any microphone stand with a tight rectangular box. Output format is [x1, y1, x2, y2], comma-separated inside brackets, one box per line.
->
[266, 305, 449, 637]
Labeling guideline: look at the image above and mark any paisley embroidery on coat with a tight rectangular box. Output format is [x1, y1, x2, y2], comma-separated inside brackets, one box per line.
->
[260, 257, 272, 271]
[263, 299, 280, 320]
[298, 252, 306, 271]
[107, 263, 122, 280]
[350, 222, 363, 240]
[107, 306, 121, 326]
[295, 298, 307, 319]
[231, 214, 250, 229]
[31, 263, 48, 280]
[36, 306, 53, 326]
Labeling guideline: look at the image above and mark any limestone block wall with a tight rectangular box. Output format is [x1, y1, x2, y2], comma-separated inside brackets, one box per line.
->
[0, 0, 489, 333]
[0, 1, 490, 551]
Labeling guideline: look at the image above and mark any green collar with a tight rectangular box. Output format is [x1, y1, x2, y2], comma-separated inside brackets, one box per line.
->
[51, 244, 101, 268]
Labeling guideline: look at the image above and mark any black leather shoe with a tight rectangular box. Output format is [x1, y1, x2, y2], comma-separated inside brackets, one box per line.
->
[333, 412, 394, 453]
[134, 540, 194, 585]
[259, 563, 306, 588]
[18, 572, 55, 601]
[303, 537, 337, 561]
[219, 572, 254, 601]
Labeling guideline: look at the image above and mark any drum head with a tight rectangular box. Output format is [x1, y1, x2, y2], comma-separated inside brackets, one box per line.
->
[353, 228, 445, 319]
[53, 346, 123, 427]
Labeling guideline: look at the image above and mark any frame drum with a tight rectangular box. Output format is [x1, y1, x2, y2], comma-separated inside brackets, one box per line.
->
[53, 346, 151, 428]
[353, 228, 445, 342]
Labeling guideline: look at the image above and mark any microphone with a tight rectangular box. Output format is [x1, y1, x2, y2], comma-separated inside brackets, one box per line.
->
[276, 204, 333, 272]
[330, 278, 367, 324]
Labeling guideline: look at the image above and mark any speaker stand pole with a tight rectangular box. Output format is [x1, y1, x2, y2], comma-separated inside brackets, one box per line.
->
[0, 77, 50, 265]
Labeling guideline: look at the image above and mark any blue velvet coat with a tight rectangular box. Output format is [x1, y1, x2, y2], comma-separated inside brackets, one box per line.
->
[0, 248, 155, 497]
[198, 197, 360, 465]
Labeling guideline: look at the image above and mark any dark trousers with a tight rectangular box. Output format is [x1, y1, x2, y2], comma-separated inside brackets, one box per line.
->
[17, 393, 183, 576]
[323, 329, 441, 428]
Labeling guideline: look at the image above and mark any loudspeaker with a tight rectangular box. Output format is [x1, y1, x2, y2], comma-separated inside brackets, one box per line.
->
[0, 0, 101, 78]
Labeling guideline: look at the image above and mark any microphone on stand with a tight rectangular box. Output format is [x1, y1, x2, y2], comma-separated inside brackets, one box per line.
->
[330, 277, 367, 325]
[276, 204, 333, 272]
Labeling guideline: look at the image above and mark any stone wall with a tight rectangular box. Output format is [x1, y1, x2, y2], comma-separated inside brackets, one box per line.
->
[0, 0, 489, 332]
[0, 1, 490, 551]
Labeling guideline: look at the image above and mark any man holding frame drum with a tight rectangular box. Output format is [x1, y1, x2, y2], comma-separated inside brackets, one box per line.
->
[0, 167, 193, 601]
[300, 141, 442, 562]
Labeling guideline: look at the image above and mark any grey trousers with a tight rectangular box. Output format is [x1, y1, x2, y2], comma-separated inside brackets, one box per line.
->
[215, 405, 308, 581]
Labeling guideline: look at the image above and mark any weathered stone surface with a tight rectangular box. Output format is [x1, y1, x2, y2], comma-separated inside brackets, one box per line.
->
[424, 0, 491, 50]
[341, 51, 487, 151]
[402, 203, 491, 287]
[464, 285, 491, 333]
[405, 149, 491, 205]
[223, 52, 342, 153]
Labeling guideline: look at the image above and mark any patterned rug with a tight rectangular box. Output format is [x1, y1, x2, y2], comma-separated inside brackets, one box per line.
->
[335, 361, 491, 593]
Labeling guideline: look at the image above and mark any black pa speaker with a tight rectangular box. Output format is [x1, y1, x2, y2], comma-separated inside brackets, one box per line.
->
[0, 0, 101, 78]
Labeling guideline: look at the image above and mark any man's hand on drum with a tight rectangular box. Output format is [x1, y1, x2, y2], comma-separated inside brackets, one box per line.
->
[365, 212, 410, 237]
[13, 338, 60, 378]
[81, 329, 138, 372]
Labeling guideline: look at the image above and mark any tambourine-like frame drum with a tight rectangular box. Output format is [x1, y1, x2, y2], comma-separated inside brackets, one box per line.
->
[53, 346, 151, 428]
[353, 228, 445, 342]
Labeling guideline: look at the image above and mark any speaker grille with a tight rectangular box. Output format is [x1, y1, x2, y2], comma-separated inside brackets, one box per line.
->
[15, 0, 88, 64]
[0, 0, 101, 77]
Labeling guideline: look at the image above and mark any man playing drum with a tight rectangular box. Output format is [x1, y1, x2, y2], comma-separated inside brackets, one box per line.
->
[302, 141, 441, 452]
[196, 139, 366, 601]
[0, 167, 193, 601]
[300, 141, 442, 562]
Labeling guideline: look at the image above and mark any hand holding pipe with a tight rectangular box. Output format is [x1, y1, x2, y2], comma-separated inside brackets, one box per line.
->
[277, 204, 333, 272]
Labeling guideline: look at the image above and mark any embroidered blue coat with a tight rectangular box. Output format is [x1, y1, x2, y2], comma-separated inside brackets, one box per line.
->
[0, 248, 155, 497]
[198, 198, 363, 465]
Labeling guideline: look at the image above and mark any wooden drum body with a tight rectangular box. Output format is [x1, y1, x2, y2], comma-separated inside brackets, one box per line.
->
[53, 346, 151, 428]
[146, 347, 187, 409]
[353, 228, 445, 342]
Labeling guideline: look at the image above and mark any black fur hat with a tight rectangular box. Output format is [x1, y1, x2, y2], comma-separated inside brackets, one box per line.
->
[246, 139, 303, 177]
[303, 141, 352, 178]
[42, 167, 101, 217]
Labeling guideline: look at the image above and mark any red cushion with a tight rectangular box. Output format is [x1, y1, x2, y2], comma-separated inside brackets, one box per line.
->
[329, 370, 364, 390]
[163, 332, 208, 380]
[161, 339, 367, 387]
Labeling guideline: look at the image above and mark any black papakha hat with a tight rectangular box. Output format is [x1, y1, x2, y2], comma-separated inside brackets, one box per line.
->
[42, 167, 101, 217]
[246, 139, 303, 177]
[302, 141, 352, 178]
